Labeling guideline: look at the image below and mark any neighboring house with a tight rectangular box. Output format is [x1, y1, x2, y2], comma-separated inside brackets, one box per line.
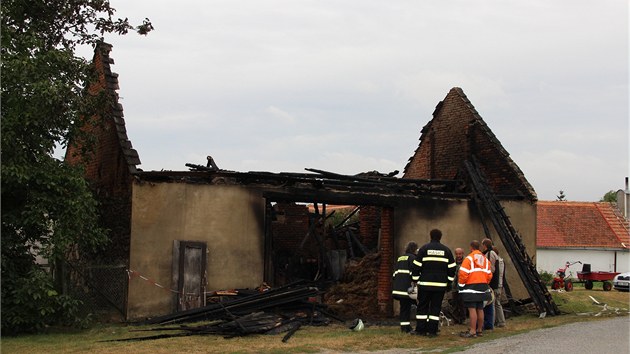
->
[536, 201, 630, 276]
[68, 44, 542, 320]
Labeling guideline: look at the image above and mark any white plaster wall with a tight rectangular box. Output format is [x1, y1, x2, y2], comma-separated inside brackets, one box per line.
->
[396, 199, 536, 300]
[128, 181, 265, 320]
[536, 249, 630, 277]
[617, 252, 630, 273]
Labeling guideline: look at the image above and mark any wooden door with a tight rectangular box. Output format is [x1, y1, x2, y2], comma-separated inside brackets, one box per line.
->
[174, 241, 207, 311]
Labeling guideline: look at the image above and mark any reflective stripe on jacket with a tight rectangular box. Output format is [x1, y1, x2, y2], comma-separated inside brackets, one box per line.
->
[457, 250, 492, 287]
[457, 250, 493, 303]
[392, 253, 416, 298]
[411, 241, 456, 291]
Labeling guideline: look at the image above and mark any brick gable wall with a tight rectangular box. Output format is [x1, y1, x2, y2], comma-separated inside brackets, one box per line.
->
[405, 93, 472, 180]
[404, 88, 536, 199]
[65, 111, 132, 198]
[468, 120, 533, 196]
[65, 43, 135, 263]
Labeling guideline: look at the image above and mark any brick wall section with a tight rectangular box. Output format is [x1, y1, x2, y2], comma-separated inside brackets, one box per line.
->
[359, 206, 381, 250]
[270, 202, 327, 285]
[407, 93, 469, 181]
[273, 203, 381, 257]
[65, 43, 138, 263]
[403, 87, 536, 199]
[377, 206, 394, 315]
[271, 202, 310, 252]
[65, 111, 132, 198]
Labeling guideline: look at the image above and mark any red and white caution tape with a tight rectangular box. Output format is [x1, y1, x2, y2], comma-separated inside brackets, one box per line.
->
[126, 269, 212, 296]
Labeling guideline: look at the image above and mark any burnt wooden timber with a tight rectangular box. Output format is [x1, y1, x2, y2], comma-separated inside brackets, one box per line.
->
[334, 206, 361, 229]
[348, 230, 369, 256]
[345, 231, 355, 258]
[262, 189, 468, 207]
[463, 158, 559, 316]
[473, 203, 521, 316]
[137, 168, 470, 206]
[117, 283, 334, 342]
[136, 281, 323, 326]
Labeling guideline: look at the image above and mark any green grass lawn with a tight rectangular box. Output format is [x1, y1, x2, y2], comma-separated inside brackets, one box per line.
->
[2, 288, 628, 354]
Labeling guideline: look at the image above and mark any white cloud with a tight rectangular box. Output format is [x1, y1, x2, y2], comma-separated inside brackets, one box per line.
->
[98, 0, 627, 202]
[394, 70, 509, 110]
[241, 151, 400, 176]
[518, 149, 626, 202]
[265, 106, 296, 123]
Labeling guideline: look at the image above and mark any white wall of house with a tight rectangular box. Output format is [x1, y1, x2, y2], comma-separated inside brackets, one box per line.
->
[536, 249, 630, 277]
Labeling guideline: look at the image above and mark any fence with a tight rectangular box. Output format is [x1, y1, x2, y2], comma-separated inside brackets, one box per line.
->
[62, 261, 128, 319]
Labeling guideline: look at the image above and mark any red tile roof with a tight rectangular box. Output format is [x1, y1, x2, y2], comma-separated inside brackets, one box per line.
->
[537, 201, 629, 249]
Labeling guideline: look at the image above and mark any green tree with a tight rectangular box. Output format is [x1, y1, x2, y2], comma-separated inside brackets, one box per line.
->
[600, 190, 618, 203]
[1, 0, 152, 334]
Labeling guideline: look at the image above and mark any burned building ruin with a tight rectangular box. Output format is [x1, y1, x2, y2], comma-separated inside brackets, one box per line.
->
[65, 43, 557, 321]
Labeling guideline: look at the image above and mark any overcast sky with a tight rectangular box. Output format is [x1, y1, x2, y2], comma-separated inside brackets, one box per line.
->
[82, 0, 628, 202]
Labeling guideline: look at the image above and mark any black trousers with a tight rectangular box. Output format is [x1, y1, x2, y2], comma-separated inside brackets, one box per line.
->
[396, 297, 415, 331]
[415, 290, 446, 334]
[451, 290, 467, 324]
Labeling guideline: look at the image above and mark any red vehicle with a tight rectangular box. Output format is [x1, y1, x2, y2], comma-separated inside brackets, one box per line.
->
[551, 261, 581, 291]
[576, 263, 619, 291]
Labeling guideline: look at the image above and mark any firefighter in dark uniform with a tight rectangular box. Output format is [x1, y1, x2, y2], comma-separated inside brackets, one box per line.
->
[391, 241, 419, 333]
[411, 229, 456, 337]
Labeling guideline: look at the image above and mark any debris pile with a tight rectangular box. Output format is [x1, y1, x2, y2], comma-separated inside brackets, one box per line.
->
[323, 253, 381, 319]
[576, 295, 629, 317]
[113, 282, 340, 342]
[440, 291, 465, 324]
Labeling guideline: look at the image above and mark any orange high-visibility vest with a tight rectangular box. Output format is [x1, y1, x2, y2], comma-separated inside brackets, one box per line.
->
[457, 250, 492, 286]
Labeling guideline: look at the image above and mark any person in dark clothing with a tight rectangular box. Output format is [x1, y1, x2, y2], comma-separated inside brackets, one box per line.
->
[450, 247, 467, 324]
[411, 229, 456, 337]
[392, 241, 419, 333]
[493, 248, 506, 328]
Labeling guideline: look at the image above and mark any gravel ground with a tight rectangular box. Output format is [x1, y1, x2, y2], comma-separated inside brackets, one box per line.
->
[453, 316, 630, 354]
[319, 316, 630, 354]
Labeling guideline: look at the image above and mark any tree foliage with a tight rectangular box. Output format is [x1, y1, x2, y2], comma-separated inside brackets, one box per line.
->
[1, 0, 152, 334]
[600, 190, 618, 203]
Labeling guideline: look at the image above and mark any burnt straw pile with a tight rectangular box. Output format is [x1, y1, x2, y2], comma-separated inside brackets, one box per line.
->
[323, 252, 381, 319]
[111, 282, 341, 342]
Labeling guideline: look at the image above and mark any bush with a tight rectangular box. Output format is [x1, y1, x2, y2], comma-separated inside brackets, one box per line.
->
[325, 207, 359, 228]
[538, 269, 555, 285]
[1, 266, 89, 335]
